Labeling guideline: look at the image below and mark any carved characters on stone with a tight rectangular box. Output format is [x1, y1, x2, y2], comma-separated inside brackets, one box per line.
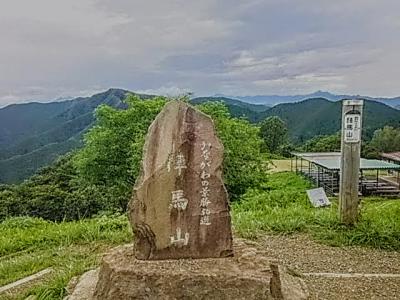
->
[129, 100, 233, 260]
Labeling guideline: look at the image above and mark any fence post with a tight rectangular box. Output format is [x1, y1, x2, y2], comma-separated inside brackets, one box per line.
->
[339, 99, 364, 225]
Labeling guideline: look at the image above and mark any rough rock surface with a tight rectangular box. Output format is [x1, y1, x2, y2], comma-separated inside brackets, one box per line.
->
[79, 240, 307, 300]
[128, 101, 233, 260]
[64, 269, 99, 300]
[270, 264, 309, 300]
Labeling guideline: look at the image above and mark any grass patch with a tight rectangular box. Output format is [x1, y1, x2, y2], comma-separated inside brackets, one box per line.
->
[232, 172, 400, 250]
[0, 214, 131, 300]
[2, 172, 399, 299]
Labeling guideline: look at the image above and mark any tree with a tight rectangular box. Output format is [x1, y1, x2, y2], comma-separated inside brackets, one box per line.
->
[0, 97, 269, 221]
[0, 189, 19, 221]
[259, 116, 288, 154]
[302, 133, 341, 152]
[369, 126, 400, 153]
[198, 102, 268, 199]
[75, 97, 268, 202]
[73, 94, 167, 210]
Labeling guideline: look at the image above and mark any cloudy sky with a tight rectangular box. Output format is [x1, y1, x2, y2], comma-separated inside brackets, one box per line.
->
[1, 0, 400, 106]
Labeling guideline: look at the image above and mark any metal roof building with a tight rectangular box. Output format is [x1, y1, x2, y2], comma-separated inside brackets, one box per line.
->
[293, 152, 400, 171]
[291, 152, 400, 196]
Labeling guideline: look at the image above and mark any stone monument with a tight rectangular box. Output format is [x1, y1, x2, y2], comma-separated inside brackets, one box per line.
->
[65, 101, 309, 300]
[128, 100, 233, 260]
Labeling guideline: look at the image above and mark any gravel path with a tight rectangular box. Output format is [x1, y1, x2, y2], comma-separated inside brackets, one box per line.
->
[259, 234, 400, 299]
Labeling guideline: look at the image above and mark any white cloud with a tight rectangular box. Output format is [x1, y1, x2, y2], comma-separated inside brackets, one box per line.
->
[0, 0, 400, 105]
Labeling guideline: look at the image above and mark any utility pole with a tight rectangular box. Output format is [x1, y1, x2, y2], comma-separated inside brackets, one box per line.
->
[339, 99, 364, 225]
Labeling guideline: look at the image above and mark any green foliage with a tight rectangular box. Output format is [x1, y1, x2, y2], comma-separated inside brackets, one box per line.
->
[259, 116, 288, 153]
[261, 98, 400, 143]
[0, 215, 131, 299]
[73, 94, 167, 209]
[0, 138, 82, 184]
[3, 94, 167, 222]
[2, 93, 400, 184]
[314, 199, 400, 249]
[300, 126, 400, 159]
[0, 188, 21, 220]
[0, 89, 131, 184]
[361, 143, 381, 159]
[0, 97, 268, 221]
[197, 102, 268, 200]
[0, 216, 49, 229]
[360, 126, 400, 158]
[233, 172, 400, 250]
[369, 126, 400, 153]
[0, 214, 130, 257]
[75, 98, 268, 204]
[0, 154, 110, 222]
[301, 133, 341, 152]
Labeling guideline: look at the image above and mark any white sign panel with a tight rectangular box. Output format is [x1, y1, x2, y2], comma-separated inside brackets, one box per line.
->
[306, 188, 331, 207]
[344, 113, 361, 143]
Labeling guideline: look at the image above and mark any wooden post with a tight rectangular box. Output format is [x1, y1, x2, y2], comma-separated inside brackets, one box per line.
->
[336, 171, 340, 194]
[290, 155, 293, 172]
[360, 170, 364, 196]
[300, 157, 303, 173]
[339, 99, 364, 225]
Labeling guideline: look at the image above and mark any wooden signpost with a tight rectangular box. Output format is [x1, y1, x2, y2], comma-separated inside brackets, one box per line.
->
[339, 99, 364, 225]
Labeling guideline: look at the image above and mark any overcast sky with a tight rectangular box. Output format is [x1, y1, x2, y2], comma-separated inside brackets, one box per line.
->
[1, 0, 400, 106]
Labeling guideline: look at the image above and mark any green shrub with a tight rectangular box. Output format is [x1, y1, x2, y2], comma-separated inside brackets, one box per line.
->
[0, 216, 49, 229]
[0, 215, 131, 256]
[198, 102, 268, 199]
[0, 215, 132, 298]
[232, 172, 400, 250]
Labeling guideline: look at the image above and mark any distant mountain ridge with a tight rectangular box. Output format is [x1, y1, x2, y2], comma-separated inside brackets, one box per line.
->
[218, 91, 400, 108]
[0, 89, 153, 183]
[259, 97, 400, 142]
[1, 88, 400, 183]
[191, 96, 269, 112]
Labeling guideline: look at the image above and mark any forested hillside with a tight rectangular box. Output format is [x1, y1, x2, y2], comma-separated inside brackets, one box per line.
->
[261, 98, 400, 142]
[191, 97, 400, 142]
[0, 96, 266, 223]
[191, 96, 269, 121]
[1, 91, 400, 183]
[0, 89, 151, 183]
[233, 91, 400, 108]
[0, 92, 265, 183]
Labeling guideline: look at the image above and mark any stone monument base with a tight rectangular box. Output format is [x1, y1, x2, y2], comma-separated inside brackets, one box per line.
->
[65, 240, 308, 300]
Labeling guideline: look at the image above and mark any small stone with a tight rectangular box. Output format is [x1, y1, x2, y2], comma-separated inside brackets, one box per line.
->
[65, 269, 99, 300]
[238, 249, 258, 263]
[270, 264, 309, 300]
[65, 276, 79, 295]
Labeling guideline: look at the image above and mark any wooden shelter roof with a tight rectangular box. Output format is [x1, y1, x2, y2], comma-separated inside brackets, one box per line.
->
[381, 152, 400, 162]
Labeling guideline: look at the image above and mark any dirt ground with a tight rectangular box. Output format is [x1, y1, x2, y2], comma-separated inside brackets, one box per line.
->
[259, 234, 400, 299]
[269, 160, 292, 172]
